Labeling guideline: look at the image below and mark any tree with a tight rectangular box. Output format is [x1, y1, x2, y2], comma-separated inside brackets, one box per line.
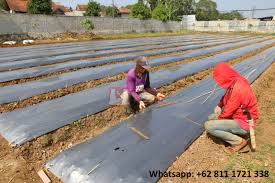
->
[151, 0, 195, 21]
[175, 0, 196, 16]
[152, 3, 170, 22]
[105, 6, 119, 17]
[130, 1, 151, 19]
[147, 0, 158, 11]
[27, 0, 52, 14]
[84, 1, 100, 16]
[219, 11, 243, 20]
[195, 0, 219, 21]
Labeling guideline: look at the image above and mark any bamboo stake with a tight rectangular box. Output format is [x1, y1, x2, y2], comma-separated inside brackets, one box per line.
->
[129, 127, 150, 140]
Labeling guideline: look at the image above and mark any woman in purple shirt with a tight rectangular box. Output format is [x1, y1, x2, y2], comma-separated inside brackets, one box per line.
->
[121, 56, 165, 113]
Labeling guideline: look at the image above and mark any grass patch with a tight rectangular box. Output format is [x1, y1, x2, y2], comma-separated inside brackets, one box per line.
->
[271, 101, 275, 108]
[55, 129, 72, 143]
[98, 29, 193, 40]
[224, 143, 275, 182]
[41, 135, 54, 147]
[267, 115, 275, 123]
[256, 126, 264, 135]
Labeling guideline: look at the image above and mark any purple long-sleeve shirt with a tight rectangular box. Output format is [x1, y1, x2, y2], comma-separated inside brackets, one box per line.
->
[126, 68, 157, 102]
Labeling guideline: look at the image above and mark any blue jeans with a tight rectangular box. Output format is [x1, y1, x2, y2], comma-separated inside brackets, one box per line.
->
[204, 120, 248, 145]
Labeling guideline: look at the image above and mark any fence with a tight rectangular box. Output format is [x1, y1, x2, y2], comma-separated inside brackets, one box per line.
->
[0, 14, 183, 38]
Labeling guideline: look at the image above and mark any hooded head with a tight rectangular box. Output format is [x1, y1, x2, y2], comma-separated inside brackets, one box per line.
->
[213, 63, 243, 89]
[135, 56, 150, 78]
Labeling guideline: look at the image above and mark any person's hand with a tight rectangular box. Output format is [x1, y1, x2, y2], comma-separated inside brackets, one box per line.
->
[139, 101, 146, 110]
[214, 106, 222, 114]
[156, 93, 165, 101]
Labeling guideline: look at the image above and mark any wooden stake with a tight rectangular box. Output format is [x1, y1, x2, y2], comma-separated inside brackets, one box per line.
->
[38, 170, 51, 183]
[157, 100, 177, 108]
[129, 127, 150, 140]
[88, 161, 102, 175]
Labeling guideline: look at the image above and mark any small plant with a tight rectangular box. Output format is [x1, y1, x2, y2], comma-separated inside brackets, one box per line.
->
[248, 24, 253, 28]
[56, 129, 72, 143]
[41, 135, 54, 147]
[81, 18, 94, 32]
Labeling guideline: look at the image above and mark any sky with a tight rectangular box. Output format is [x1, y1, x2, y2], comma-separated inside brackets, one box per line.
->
[55, 0, 275, 18]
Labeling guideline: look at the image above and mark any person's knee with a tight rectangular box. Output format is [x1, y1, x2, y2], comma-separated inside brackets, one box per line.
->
[141, 92, 155, 104]
[147, 95, 155, 103]
[204, 120, 215, 133]
[121, 91, 130, 105]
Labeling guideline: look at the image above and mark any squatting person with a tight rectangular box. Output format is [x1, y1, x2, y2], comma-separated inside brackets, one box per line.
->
[205, 63, 258, 153]
[121, 56, 165, 113]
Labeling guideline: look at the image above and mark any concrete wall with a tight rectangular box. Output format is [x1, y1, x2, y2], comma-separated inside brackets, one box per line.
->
[185, 19, 275, 33]
[1, 14, 274, 38]
[0, 14, 183, 38]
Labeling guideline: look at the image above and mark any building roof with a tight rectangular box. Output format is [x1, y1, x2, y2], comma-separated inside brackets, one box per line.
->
[5, 0, 70, 14]
[5, 0, 28, 13]
[119, 7, 130, 14]
[52, 2, 70, 13]
[76, 4, 87, 11]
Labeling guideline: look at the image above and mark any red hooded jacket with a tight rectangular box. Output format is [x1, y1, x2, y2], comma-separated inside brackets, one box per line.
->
[213, 63, 258, 131]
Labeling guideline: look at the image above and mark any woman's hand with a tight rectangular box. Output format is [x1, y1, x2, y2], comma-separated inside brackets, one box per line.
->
[156, 93, 165, 101]
[139, 101, 146, 110]
[214, 106, 222, 114]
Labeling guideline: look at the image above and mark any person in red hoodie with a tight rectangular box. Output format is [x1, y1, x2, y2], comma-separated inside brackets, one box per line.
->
[205, 63, 258, 153]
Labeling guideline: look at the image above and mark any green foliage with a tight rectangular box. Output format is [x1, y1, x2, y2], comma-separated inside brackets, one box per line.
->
[81, 18, 94, 32]
[0, 0, 3, 10]
[126, 5, 133, 9]
[195, 0, 219, 21]
[84, 1, 100, 16]
[130, 1, 151, 20]
[105, 6, 119, 17]
[152, 3, 170, 22]
[147, 0, 158, 11]
[175, 0, 196, 16]
[151, 0, 195, 21]
[27, 0, 52, 15]
[219, 11, 243, 20]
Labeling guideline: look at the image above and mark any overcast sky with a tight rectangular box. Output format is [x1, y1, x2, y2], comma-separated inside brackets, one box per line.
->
[55, 0, 275, 17]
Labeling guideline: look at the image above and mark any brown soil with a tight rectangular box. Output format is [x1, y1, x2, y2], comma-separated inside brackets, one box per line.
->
[0, 136, 41, 183]
[0, 41, 273, 114]
[159, 63, 275, 183]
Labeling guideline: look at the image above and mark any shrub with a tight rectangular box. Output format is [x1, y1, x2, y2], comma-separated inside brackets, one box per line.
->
[152, 3, 169, 22]
[130, 1, 151, 20]
[84, 1, 100, 16]
[81, 18, 94, 32]
[27, 0, 52, 14]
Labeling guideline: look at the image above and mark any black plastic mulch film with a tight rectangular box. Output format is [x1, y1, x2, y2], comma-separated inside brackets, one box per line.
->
[0, 36, 244, 71]
[0, 37, 264, 104]
[0, 39, 274, 146]
[0, 34, 221, 63]
[46, 46, 275, 183]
